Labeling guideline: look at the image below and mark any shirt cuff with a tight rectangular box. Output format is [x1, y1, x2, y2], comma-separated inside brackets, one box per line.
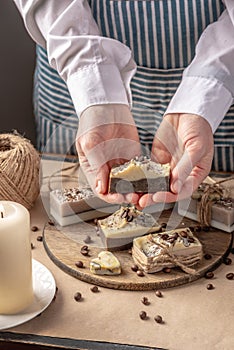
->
[67, 62, 130, 117]
[165, 76, 233, 133]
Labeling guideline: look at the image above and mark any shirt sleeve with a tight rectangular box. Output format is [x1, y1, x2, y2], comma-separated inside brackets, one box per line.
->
[165, 1, 234, 133]
[13, 0, 136, 117]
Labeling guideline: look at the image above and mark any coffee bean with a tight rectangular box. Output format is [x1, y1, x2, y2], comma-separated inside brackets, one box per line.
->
[155, 290, 163, 298]
[205, 271, 214, 279]
[223, 257, 232, 265]
[204, 253, 212, 260]
[161, 234, 169, 240]
[206, 283, 214, 290]
[226, 272, 234, 280]
[163, 267, 171, 273]
[141, 297, 150, 305]
[131, 264, 139, 272]
[74, 292, 82, 301]
[80, 245, 89, 256]
[31, 226, 38, 232]
[161, 222, 167, 229]
[83, 235, 91, 244]
[36, 235, 43, 242]
[193, 226, 201, 232]
[180, 231, 188, 238]
[48, 219, 55, 226]
[90, 286, 99, 293]
[137, 270, 145, 277]
[75, 261, 84, 268]
[154, 315, 163, 324]
[139, 311, 147, 320]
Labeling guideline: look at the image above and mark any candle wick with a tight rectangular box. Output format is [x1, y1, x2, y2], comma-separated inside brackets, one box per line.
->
[0, 211, 3, 219]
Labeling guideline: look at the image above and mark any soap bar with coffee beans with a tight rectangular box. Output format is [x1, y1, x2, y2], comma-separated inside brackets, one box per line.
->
[97, 205, 162, 251]
[178, 183, 234, 233]
[108, 156, 170, 194]
[132, 228, 203, 273]
[90, 251, 121, 275]
[50, 187, 119, 226]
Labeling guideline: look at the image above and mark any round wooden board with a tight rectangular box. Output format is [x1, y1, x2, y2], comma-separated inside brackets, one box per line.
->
[43, 211, 233, 291]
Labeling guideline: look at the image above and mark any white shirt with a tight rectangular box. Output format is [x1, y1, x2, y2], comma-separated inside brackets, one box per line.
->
[14, 0, 234, 133]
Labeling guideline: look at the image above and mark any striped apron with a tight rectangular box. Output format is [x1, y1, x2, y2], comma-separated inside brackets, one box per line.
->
[34, 0, 234, 171]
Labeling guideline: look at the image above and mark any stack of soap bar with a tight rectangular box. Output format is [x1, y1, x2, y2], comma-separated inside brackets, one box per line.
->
[97, 205, 161, 251]
[90, 251, 121, 275]
[178, 185, 234, 233]
[108, 156, 170, 193]
[50, 187, 119, 226]
[132, 228, 203, 273]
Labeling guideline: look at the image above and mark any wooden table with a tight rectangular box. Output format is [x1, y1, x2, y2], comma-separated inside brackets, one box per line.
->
[0, 157, 233, 350]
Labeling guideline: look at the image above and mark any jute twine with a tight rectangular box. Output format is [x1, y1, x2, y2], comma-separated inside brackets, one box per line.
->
[197, 176, 234, 227]
[0, 133, 40, 210]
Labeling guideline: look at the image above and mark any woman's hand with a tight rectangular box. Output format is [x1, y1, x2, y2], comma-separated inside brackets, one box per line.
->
[76, 104, 141, 204]
[139, 113, 214, 207]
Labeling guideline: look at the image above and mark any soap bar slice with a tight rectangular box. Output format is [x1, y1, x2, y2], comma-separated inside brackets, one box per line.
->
[132, 228, 203, 273]
[98, 205, 162, 251]
[90, 251, 121, 275]
[108, 156, 170, 194]
[50, 187, 118, 226]
[178, 195, 234, 233]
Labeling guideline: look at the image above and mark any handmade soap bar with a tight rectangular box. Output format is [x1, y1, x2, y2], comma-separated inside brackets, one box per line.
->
[132, 228, 203, 273]
[178, 184, 234, 233]
[50, 187, 119, 226]
[97, 205, 161, 251]
[90, 251, 121, 275]
[108, 156, 170, 193]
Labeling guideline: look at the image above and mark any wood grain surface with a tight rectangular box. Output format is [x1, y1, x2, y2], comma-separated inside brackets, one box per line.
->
[43, 210, 233, 291]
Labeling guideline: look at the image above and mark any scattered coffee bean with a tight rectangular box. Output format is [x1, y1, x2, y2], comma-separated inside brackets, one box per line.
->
[80, 245, 89, 256]
[139, 311, 147, 320]
[83, 235, 91, 244]
[90, 285, 99, 293]
[74, 292, 82, 301]
[131, 264, 139, 272]
[137, 270, 145, 277]
[141, 297, 150, 305]
[36, 235, 43, 242]
[163, 267, 171, 273]
[205, 271, 214, 279]
[206, 283, 214, 290]
[223, 257, 232, 265]
[75, 261, 84, 268]
[154, 315, 163, 324]
[31, 226, 38, 232]
[204, 253, 212, 260]
[226, 272, 234, 280]
[155, 290, 163, 298]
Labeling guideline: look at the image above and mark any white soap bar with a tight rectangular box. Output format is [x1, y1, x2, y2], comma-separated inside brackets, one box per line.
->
[178, 197, 234, 233]
[50, 187, 118, 226]
[90, 251, 121, 275]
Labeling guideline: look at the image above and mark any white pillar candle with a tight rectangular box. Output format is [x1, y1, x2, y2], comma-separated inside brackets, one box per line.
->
[0, 201, 33, 314]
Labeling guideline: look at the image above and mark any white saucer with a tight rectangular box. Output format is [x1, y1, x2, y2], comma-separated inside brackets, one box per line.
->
[0, 259, 56, 330]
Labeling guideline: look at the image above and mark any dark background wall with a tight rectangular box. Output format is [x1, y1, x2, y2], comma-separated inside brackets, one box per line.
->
[0, 1, 36, 145]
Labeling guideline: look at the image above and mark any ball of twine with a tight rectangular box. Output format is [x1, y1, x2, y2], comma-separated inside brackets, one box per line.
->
[0, 133, 40, 210]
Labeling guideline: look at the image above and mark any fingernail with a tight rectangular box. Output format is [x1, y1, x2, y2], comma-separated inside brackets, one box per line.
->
[173, 180, 183, 194]
[96, 180, 102, 194]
